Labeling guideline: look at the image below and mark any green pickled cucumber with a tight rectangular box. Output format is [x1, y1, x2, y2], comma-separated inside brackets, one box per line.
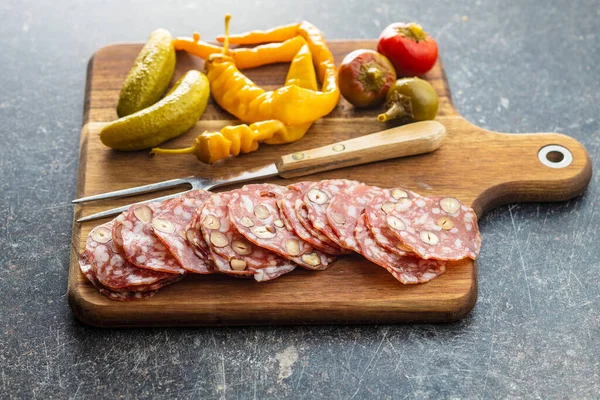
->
[117, 28, 176, 117]
[100, 70, 210, 150]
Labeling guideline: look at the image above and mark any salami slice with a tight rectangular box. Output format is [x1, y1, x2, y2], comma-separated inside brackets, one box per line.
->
[354, 214, 446, 284]
[326, 184, 384, 252]
[386, 196, 481, 260]
[79, 251, 158, 301]
[120, 202, 186, 274]
[364, 188, 421, 256]
[84, 220, 180, 291]
[228, 184, 336, 271]
[303, 179, 361, 248]
[200, 190, 296, 280]
[278, 182, 345, 255]
[151, 190, 213, 274]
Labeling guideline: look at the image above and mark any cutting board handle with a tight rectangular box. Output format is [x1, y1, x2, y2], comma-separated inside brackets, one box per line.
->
[276, 120, 446, 178]
[467, 126, 592, 216]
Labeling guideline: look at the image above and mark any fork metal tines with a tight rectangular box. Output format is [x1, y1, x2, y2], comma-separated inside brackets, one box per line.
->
[72, 163, 280, 223]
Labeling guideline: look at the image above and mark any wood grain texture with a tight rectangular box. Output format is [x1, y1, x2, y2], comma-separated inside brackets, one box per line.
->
[276, 120, 446, 178]
[69, 40, 592, 327]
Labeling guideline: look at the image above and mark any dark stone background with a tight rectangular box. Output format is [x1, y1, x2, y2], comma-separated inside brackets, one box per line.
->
[0, 0, 598, 398]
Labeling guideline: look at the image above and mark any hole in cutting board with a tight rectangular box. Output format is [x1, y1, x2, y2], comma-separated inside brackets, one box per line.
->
[546, 151, 564, 163]
[538, 145, 573, 169]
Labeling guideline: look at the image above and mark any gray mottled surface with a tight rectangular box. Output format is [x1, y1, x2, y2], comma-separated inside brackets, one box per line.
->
[1, 0, 598, 398]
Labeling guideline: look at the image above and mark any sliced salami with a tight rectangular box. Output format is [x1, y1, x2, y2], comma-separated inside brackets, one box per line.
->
[326, 184, 384, 252]
[84, 220, 180, 291]
[120, 202, 186, 274]
[79, 251, 158, 301]
[278, 182, 345, 255]
[354, 214, 446, 284]
[151, 190, 213, 274]
[386, 196, 481, 260]
[303, 179, 360, 248]
[364, 188, 421, 256]
[200, 190, 296, 280]
[229, 184, 336, 271]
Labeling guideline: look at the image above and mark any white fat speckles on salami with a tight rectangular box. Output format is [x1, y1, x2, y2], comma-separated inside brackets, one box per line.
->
[303, 179, 361, 248]
[364, 188, 421, 256]
[326, 185, 384, 252]
[229, 184, 336, 271]
[200, 188, 295, 280]
[84, 220, 178, 291]
[354, 215, 446, 284]
[387, 196, 481, 260]
[151, 190, 213, 274]
[120, 203, 186, 274]
[279, 182, 345, 255]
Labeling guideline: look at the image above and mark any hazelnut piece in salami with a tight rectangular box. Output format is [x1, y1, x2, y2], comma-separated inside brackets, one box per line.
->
[381, 202, 395, 214]
[232, 239, 252, 255]
[133, 205, 153, 223]
[210, 231, 229, 248]
[152, 218, 176, 234]
[91, 226, 112, 243]
[254, 204, 270, 219]
[113, 224, 124, 247]
[437, 216, 455, 230]
[391, 189, 408, 199]
[274, 219, 285, 228]
[230, 259, 247, 271]
[440, 197, 460, 214]
[420, 231, 439, 245]
[185, 228, 196, 244]
[301, 253, 321, 266]
[285, 239, 301, 256]
[203, 214, 221, 230]
[251, 226, 277, 239]
[307, 188, 328, 205]
[387, 215, 406, 231]
[239, 216, 254, 228]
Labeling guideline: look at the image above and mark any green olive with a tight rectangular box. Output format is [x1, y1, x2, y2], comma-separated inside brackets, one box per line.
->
[377, 77, 438, 123]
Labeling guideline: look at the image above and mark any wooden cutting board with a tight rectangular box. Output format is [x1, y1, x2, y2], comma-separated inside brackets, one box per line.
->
[68, 40, 591, 327]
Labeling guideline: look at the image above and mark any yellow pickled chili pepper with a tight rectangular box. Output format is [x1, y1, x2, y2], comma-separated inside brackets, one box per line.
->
[207, 21, 339, 125]
[216, 23, 300, 45]
[153, 16, 338, 163]
[174, 34, 307, 70]
[151, 42, 317, 162]
[217, 21, 338, 99]
[151, 120, 309, 164]
[173, 18, 340, 126]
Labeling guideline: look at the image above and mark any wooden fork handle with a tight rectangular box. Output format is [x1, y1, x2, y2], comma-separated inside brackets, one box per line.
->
[275, 120, 446, 178]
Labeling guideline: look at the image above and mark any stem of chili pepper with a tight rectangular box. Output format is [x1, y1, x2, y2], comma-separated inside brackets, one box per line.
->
[223, 14, 231, 54]
[377, 92, 413, 122]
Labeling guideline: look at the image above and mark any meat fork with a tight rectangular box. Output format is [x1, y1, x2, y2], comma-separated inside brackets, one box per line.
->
[73, 121, 446, 222]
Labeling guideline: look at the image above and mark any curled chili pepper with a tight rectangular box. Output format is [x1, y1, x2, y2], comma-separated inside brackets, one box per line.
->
[204, 20, 339, 125]
[153, 15, 337, 163]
